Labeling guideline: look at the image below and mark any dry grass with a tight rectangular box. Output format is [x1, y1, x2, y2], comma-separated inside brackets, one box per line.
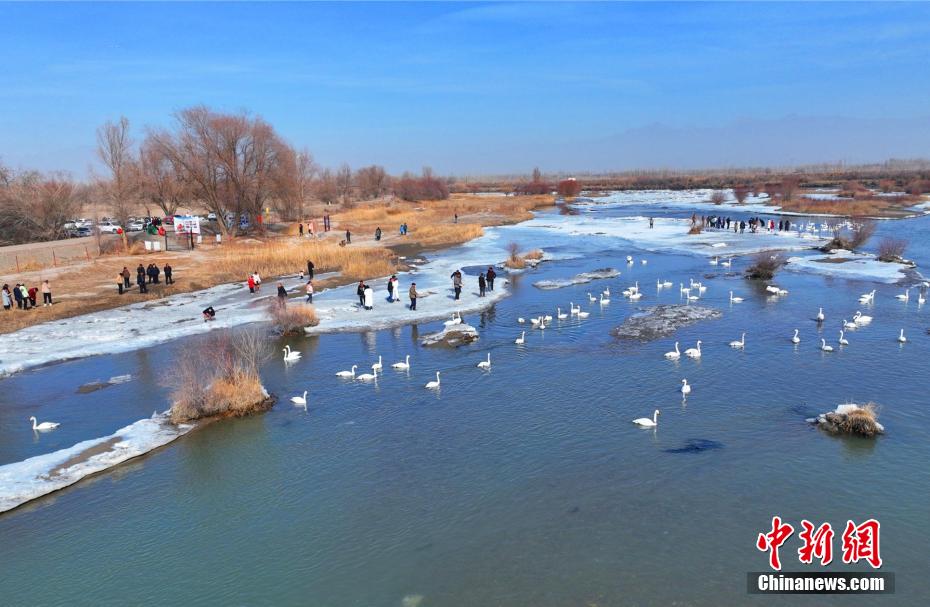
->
[503, 243, 543, 269]
[821, 221, 876, 252]
[268, 302, 319, 335]
[523, 249, 544, 260]
[821, 403, 883, 437]
[407, 223, 484, 247]
[214, 239, 397, 284]
[169, 330, 273, 423]
[688, 225, 703, 235]
[779, 195, 919, 217]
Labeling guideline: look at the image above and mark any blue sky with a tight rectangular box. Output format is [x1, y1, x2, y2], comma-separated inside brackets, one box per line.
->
[2, 2, 930, 177]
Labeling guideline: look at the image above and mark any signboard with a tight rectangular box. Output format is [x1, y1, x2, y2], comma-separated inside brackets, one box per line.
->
[174, 216, 201, 235]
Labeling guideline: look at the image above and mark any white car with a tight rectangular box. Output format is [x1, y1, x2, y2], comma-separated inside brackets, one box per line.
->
[97, 221, 122, 234]
[127, 221, 144, 232]
[207, 212, 217, 221]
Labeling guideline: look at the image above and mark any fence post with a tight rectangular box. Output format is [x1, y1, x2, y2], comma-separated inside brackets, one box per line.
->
[85, 245, 90, 261]
[52, 250, 57, 267]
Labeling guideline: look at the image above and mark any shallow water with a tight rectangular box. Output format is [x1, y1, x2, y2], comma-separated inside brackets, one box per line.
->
[2, 199, 929, 606]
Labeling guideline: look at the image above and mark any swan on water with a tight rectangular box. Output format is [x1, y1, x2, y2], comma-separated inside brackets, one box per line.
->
[729, 333, 745, 349]
[392, 355, 411, 370]
[557, 308, 568, 320]
[858, 290, 875, 304]
[684, 340, 702, 358]
[791, 329, 800, 344]
[710, 256, 719, 266]
[679, 283, 690, 295]
[577, 310, 590, 318]
[630, 291, 643, 301]
[897, 329, 907, 343]
[633, 410, 660, 427]
[336, 365, 358, 378]
[515, 331, 525, 345]
[838, 331, 849, 346]
[687, 294, 699, 301]
[530, 317, 541, 325]
[821, 338, 834, 352]
[815, 307, 825, 322]
[641, 259, 648, 265]
[283, 345, 302, 361]
[477, 353, 491, 369]
[517, 317, 525, 324]
[570, 302, 581, 315]
[843, 318, 858, 329]
[602, 287, 611, 297]
[729, 291, 744, 303]
[664, 342, 681, 359]
[444, 312, 462, 326]
[425, 371, 441, 389]
[371, 356, 383, 372]
[30, 416, 59, 431]
[588, 292, 597, 302]
[896, 288, 910, 302]
[720, 258, 732, 268]
[661, 280, 673, 288]
[600, 294, 610, 305]
[537, 316, 547, 329]
[680, 379, 692, 396]
[626, 255, 634, 263]
[290, 391, 308, 405]
[853, 311, 872, 325]
[919, 291, 926, 305]
[543, 314, 553, 322]
[356, 369, 378, 381]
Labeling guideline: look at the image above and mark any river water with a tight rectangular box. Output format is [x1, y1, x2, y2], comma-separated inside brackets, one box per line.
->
[1, 195, 928, 606]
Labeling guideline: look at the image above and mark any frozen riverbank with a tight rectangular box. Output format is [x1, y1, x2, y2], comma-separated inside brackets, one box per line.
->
[0, 411, 195, 513]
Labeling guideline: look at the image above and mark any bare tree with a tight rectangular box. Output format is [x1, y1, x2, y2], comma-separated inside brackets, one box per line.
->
[139, 135, 186, 218]
[273, 147, 318, 220]
[732, 185, 750, 204]
[355, 165, 389, 200]
[96, 116, 138, 249]
[336, 163, 353, 204]
[0, 167, 80, 245]
[780, 176, 801, 201]
[709, 190, 727, 205]
[315, 168, 339, 204]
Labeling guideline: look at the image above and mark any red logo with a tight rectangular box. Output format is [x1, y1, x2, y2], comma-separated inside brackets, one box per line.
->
[758, 517, 882, 570]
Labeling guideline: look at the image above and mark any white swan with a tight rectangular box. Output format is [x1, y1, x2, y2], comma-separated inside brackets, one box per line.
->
[577, 310, 590, 318]
[282, 345, 302, 361]
[820, 338, 834, 352]
[633, 410, 660, 427]
[729, 291, 743, 303]
[853, 311, 872, 325]
[710, 256, 719, 265]
[791, 329, 800, 344]
[843, 318, 858, 329]
[679, 283, 690, 295]
[838, 330, 849, 346]
[517, 317, 525, 324]
[356, 369, 378, 381]
[543, 314, 553, 322]
[640, 259, 648, 265]
[664, 342, 681, 359]
[290, 391, 308, 405]
[530, 317, 541, 325]
[729, 333, 745, 349]
[336, 365, 357, 378]
[656, 279, 664, 289]
[588, 292, 597, 302]
[477, 353, 491, 369]
[371, 355, 383, 372]
[626, 255, 634, 263]
[630, 291, 643, 301]
[602, 287, 611, 297]
[919, 291, 926, 305]
[858, 289, 875, 304]
[30, 416, 60, 431]
[720, 258, 732, 268]
[392, 355, 411, 370]
[680, 379, 692, 396]
[570, 302, 581, 315]
[515, 331, 525, 345]
[557, 307, 568, 320]
[897, 329, 907, 343]
[815, 307, 825, 322]
[425, 371, 441, 389]
[684, 340, 702, 358]
[444, 312, 462, 326]
[687, 294, 699, 301]
[661, 280, 673, 288]
[600, 294, 610, 305]
[896, 288, 910, 302]
[537, 316, 547, 329]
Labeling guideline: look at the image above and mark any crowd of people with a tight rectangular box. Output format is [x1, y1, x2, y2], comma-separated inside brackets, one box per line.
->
[2, 281, 52, 310]
[691, 213, 792, 234]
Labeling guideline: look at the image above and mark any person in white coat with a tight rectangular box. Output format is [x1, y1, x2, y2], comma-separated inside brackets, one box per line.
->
[363, 285, 374, 310]
[390, 275, 400, 303]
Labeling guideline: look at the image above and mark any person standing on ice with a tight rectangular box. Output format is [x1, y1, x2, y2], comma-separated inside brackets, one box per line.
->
[363, 284, 374, 310]
[357, 281, 366, 307]
[247, 273, 256, 294]
[305, 280, 314, 303]
[276, 282, 288, 308]
[409, 282, 420, 310]
[486, 266, 496, 291]
[307, 259, 314, 279]
[450, 270, 463, 300]
[478, 272, 487, 297]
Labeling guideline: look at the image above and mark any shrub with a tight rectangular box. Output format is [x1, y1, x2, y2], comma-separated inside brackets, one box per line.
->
[709, 190, 727, 205]
[732, 185, 750, 204]
[745, 252, 787, 280]
[505, 242, 525, 269]
[269, 302, 319, 335]
[821, 221, 876, 252]
[169, 330, 273, 423]
[557, 178, 581, 197]
[877, 237, 908, 262]
[523, 249, 544, 261]
[688, 225, 702, 235]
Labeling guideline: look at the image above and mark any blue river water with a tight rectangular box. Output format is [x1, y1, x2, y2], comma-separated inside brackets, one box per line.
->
[0, 201, 928, 606]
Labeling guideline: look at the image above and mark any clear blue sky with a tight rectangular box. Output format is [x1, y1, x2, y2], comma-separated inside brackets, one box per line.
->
[2, 2, 930, 177]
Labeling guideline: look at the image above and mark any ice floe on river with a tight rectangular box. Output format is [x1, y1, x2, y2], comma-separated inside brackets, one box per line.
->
[786, 250, 918, 284]
[0, 411, 195, 513]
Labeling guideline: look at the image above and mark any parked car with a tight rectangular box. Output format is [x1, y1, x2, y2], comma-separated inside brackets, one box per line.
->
[206, 212, 217, 221]
[68, 227, 92, 238]
[97, 221, 122, 234]
[127, 220, 144, 232]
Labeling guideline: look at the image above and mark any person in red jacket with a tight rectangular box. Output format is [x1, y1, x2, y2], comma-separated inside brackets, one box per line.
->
[247, 274, 256, 294]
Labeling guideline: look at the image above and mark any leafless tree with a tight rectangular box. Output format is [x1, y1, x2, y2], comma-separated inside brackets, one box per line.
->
[139, 135, 186, 218]
[96, 116, 138, 249]
[355, 165, 389, 200]
[780, 176, 801, 201]
[0, 166, 80, 245]
[710, 190, 727, 205]
[315, 168, 339, 204]
[732, 185, 750, 204]
[336, 163, 353, 204]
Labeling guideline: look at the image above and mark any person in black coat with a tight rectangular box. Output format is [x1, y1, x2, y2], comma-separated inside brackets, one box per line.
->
[478, 272, 487, 297]
[356, 281, 366, 306]
[307, 260, 314, 279]
[486, 266, 496, 291]
[164, 263, 173, 284]
[137, 270, 148, 293]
